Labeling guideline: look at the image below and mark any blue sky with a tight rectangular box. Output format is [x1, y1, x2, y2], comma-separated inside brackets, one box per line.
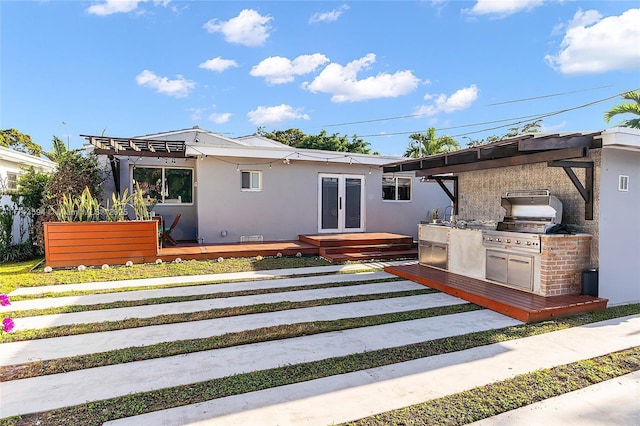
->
[1, 1, 639, 155]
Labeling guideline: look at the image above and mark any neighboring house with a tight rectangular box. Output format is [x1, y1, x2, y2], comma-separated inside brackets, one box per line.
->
[384, 127, 640, 306]
[0, 146, 56, 244]
[85, 126, 451, 244]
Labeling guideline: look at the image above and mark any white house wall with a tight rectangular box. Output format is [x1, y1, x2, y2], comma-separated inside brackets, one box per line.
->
[599, 147, 640, 305]
[196, 157, 450, 243]
[0, 149, 56, 245]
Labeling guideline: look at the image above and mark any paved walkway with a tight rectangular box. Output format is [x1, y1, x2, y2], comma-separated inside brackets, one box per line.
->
[1, 261, 638, 425]
[471, 371, 640, 425]
[102, 315, 640, 426]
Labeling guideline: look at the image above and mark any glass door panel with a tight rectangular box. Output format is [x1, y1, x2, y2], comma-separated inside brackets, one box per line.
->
[318, 174, 364, 233]
[321, 177, 339, 231]
[345, 178, 362, 229]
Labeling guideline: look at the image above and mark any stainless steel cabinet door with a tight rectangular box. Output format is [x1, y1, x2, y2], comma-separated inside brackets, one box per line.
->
[507, 253, 534, 290]
[432, 243, 448, 270]
[486, 250, 508, 283]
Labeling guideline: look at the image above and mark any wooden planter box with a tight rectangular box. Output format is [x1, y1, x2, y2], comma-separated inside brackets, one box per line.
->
[44, 221, 159, 268]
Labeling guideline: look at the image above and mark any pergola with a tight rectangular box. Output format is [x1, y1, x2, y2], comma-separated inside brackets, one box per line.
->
[82, 134, 188, 194]
[383, 132, 603, 220]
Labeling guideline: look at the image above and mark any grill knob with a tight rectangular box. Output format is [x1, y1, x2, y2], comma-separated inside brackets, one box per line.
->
[515, 240, 521, 244]
[496, 238, 502, 242]
[506, 239, 511, 243]
[525, 241, 531, 246]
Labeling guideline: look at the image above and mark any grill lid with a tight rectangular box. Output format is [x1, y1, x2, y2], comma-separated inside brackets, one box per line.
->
[499, 189, 563, 229]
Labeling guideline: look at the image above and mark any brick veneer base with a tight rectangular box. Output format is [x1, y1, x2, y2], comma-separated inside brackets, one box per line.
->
[540, 234, 592, 296]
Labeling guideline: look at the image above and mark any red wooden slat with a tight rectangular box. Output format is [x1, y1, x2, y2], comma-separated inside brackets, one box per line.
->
[44, 221, 159, 267]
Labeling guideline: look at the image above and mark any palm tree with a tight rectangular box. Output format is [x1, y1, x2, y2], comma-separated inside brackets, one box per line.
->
[604, 91, 640, 129]
[43, 136, 68, 162]
[404, 128, 460, 158]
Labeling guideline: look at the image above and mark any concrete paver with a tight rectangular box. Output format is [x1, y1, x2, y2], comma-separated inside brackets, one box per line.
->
[104, 315, 640, 426]
[0, 309, 519, 417]
[8, 261, 411, 296]
[2, 271, 394, 311]
[10, 280, 423, 331]
[471, 371, 640, 426]
[0, 292, 466, 366]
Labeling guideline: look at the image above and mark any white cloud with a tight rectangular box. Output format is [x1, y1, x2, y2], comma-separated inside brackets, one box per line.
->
[203, 9, 272, 47]
[87, 0, 144, 16]
[545, 8, 640, 74]
[87, 0, 171, 16]
[416, 85, 479, 116]
[247, 104, 310, 125]
[208, 112, 232, 124]
[199, 57, 239, 72]
[189, 107, 206, 121]
[463, 0, 544, 18]
[136, 70, 195, 98]
[309, 5, 350, 24]
[250, 54, 330, 85]
[302, 53, 420, 102]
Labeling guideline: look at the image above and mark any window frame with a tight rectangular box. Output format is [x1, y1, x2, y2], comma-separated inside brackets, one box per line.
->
[6, 172, 18, 191]
[131, 166, 194, 205]
[241, 170, 262, 192]
[382, 175, 412, 202]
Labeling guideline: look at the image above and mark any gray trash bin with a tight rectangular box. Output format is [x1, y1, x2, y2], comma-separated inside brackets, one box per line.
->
[582, 269, 598, 297]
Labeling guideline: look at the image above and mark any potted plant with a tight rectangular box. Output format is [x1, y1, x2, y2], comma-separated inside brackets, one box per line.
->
[430, 208, 440, 223]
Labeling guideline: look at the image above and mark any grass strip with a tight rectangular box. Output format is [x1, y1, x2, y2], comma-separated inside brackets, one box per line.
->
[0, 288, 435, 343]
[0, 256, 336, 294]
[1, 303, 480, 381]
[5, 277, 404, 318]
[342, 346, 640, 425]
[2, 304, 637, 426]
[7, 268, 391, 301]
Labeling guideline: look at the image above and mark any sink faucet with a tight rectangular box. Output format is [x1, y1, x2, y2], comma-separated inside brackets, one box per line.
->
[444, 205, 455, 223]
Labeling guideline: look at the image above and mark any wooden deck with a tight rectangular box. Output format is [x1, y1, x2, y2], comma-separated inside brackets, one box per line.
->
[385, 263, 608, 323]
[157, 233, 418, 263]
[158, 240, 318, 261]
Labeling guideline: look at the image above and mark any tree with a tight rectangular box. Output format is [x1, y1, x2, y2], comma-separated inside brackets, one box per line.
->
[0, 128, 43, 157]
[257, 127, 306, 147]
[465, 119, 542, 147]
[11, 167, 51, 244]
[257, 128, 374, 154]
[43, 136, 68, 162]
[32, 150, 104, 249]
[404, 128, 460, 158]
[604, 90, 640, 129]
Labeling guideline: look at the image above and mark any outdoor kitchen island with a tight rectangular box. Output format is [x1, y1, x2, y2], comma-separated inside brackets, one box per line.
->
[388, 189, 607, 322]
[418, 223, 593, 297]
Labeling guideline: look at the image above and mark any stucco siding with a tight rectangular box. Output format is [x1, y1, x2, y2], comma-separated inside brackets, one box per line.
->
[196, 158, 451, 243]
[598, 148, 640, 305]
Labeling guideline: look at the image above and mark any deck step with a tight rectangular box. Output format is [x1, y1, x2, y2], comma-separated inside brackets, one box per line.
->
[299, 233, 413, 248]
[319, 243, 415, 256]
[322, 249, 418, 263]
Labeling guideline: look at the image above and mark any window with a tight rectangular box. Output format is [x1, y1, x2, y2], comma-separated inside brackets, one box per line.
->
[618, 175, 629, 192]
[132, 167, 193, 204]
[6, 172, 18, 191]
[382, 176, 411, 201]
[241, 171, 261, 191]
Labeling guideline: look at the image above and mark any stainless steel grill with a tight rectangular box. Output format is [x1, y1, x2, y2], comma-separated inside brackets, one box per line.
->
[481, 189, 564, 291]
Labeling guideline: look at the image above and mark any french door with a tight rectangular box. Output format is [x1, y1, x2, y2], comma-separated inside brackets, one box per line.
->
[318, 174, 365, 233]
